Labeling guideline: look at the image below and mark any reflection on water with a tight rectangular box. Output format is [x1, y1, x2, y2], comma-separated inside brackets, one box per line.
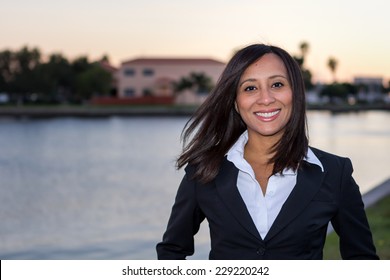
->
[0, 111, 388, 259]
[307, 111, 390, 190]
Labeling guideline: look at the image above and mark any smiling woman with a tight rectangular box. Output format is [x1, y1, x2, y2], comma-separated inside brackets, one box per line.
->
[235, 54, 294, 194]
[236, 54, 292, 142]
[156, 43, 379, 260]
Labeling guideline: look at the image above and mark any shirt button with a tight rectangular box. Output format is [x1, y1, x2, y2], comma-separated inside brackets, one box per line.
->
[257, 246, 266, 255]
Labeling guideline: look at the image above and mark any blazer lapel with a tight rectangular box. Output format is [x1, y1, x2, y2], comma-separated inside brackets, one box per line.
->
[264, 162, 327, 242]
[215, 158, 262, 240]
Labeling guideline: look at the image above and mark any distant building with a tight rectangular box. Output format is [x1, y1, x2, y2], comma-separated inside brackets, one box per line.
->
[118, 58, 225, 104]
[353, 76, 384, 103]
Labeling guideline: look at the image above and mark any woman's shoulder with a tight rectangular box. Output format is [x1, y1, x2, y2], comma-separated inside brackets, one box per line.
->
[183, 156, 236, 185]
[184, 163, 197, 176]
[310, 146, 347, 159]
[309, 146, 352, 168]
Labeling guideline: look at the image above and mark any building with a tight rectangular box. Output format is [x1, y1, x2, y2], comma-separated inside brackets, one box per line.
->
[353, 76, 384, 103]
[118, 58, 225, 104]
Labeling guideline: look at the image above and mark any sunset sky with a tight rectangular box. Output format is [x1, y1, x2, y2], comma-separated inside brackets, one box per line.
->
[1, 0, 389, 83]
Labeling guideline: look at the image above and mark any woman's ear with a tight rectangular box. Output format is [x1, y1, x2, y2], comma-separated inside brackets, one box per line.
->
[234, 101, 239, 113]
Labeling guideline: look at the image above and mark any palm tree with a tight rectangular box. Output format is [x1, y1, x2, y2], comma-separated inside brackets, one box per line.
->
[293, 41, 313, 89]
[174, 77, 193, 95]
[189, 72, 213, 94]
[327, 57, 338, 83]
[174, 72, 213, 95]
[299, 41, 309, 63]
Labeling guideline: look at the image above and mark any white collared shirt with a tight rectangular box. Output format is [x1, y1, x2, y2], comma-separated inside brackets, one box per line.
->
[226, 131, 324, 239]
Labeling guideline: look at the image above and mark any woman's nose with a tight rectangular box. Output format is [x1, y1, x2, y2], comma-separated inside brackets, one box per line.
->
[256, 89, 276, 105]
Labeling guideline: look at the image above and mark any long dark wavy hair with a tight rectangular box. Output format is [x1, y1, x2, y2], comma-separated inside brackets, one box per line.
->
[176, 44, 308, 183]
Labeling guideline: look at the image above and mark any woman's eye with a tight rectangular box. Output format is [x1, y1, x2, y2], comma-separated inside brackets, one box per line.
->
[272, 82, 283, 88]
[244, 86, 256, 91]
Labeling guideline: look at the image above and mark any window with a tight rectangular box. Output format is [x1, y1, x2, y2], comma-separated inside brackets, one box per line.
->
[143, 68, 154, 77]
[124, 88, 136, 97]
[124, 68, 135, 76]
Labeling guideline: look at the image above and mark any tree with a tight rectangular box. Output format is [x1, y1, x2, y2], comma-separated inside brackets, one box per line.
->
[299, 41, 309, 59]
[174, 72, 213, 95]
[0, 46, 114, 104]
[0, 50, 13, 91]
[14, 46, 41, 72]
[71, 56, 115, 102]
[36, 53, 73, 103]
[327, 57, 338, 82]
[293, 41, 313, 89]
[74, 62, 112, 101]
[174, 77, 193, 93]
[10, 46, 42, 103]
[71, 56, 90, 74]
[188, 72, 213, 93]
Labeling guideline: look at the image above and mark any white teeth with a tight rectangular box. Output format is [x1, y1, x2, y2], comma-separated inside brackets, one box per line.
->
[255, 110, 280, 118]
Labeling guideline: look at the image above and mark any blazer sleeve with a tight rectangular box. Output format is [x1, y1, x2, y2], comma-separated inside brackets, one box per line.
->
[156, 167, 205, 259]
[330, 158, 379, 259]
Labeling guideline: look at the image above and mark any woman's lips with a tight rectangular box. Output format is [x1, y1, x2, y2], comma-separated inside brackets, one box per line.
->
[254, 109, 281, 121]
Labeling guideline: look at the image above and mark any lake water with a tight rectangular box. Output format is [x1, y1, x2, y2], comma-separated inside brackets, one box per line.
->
[0, 111, 389, 259]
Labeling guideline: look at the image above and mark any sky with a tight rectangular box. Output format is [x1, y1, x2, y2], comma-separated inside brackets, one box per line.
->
[1, 0, 389, 84]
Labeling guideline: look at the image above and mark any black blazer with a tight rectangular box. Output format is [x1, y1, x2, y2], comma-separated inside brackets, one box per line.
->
[156, 148, 378, 260]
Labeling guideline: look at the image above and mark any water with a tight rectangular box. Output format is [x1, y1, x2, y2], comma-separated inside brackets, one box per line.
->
[0, 111, 389, 259]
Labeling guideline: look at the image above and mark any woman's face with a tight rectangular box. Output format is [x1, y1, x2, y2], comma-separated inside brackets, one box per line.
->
[235, 53, 293, 141]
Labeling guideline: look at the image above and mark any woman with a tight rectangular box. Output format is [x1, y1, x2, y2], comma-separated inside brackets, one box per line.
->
[156, 44, 378, 260]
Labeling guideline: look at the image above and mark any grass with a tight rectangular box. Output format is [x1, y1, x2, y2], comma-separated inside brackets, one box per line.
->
[323, 194, 390, 259]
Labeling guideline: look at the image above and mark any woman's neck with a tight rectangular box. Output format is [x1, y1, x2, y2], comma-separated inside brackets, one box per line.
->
[243, 131, 281, 194]
[245, 131, 280, 160]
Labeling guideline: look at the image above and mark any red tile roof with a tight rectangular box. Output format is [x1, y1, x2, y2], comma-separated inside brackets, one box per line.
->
[99, 60, 118, 72]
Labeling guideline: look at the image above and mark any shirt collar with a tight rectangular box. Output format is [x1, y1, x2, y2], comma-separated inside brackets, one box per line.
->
[226, 130, 248, 158]
[305, 147, 324, 172]
[226, 130, 324, 174]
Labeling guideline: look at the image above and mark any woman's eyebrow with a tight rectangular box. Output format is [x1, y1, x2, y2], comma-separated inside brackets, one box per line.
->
[239, 75, 288, 87]
[239, 78, 257, 87]
[269, 74, 288, 80]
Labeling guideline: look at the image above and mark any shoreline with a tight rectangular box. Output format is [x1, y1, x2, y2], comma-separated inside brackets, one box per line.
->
[0, 105, 195, 118]
[0, 103, 389, 118]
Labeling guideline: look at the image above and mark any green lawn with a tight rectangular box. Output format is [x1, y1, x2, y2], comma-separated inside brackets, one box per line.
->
[323, 194, 390, 259]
